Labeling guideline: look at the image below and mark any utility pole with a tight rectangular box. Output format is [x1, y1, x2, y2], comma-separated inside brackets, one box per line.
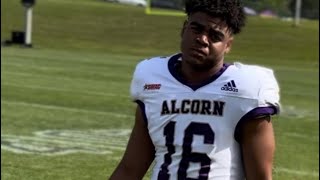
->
[294, 0, 302, 26]
[22, 0, 36, 47]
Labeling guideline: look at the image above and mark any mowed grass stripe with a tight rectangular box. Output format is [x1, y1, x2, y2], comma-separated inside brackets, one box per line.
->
[1, 101, 135, 136]
[3, 82, 319, 121]
[3, 60, 318, 85]
[2, 48, 317, 72]
[1, 71, 130, 94]
[2, 65, 318, 102]
[1, 62, 132, 82]
[2, 85, 132, 115]
[2, 49, 318, 96]
[1, 53, 140, 69]
[2, 80, 318, 100]
[2, 49, 317, 74]
[1, 58, 136, 73]
[1, 47, 144, 65]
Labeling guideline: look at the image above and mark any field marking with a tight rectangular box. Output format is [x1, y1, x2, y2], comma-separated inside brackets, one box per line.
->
[1, 100, 131, 118]
[1, 129, 318, 177]
[1, 135, 126, 150]
[2, 62, 132, 79]
[274, 167, 319, 177]
[1, 71, 128, 86]
[1, 129, 130, 155]
[1, 135, 126, 151]
[1, 99, 317, 121]
[2, 83, 129, 98]
[1, 48, 143, 66]
[284, 91, 319, 98]
[280, 105, 318, 120]
[273, 65, 319, 73]
[284, 132, 319, 141]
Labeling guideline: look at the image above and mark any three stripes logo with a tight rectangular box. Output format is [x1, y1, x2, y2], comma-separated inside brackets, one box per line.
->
[221, 80, 238, 92]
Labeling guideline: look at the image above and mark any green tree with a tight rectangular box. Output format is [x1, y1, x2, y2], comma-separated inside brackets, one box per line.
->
[289, 0, 319, 19]
[243, 0, 291, 16]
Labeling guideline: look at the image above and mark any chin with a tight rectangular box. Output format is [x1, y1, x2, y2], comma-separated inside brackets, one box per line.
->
[186, 58, 214, 72]
[192, 64, 213, 72]
[186, 54, 205, 64]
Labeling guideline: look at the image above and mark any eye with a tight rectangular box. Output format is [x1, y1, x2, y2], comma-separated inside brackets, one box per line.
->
[209, 31, 224, 42]
[190, 26, 202, 34]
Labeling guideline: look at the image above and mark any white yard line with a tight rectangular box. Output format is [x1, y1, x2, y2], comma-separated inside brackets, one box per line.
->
[1, 100, 131, 118]
[1, 135, 126, 150]
[2, 62, 132, 79]
[0, 146, 113, 155]
[1, 71, 128, 86]
[274, 167, 319, 177]
[2, 83, 129, 98]
[284, 132, 319, 141]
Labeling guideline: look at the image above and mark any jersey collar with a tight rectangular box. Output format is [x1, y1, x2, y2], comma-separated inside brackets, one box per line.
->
[168, 53, 230, 91]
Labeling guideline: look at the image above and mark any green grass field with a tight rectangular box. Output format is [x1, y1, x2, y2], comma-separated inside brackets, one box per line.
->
[1, 0, 319, 179]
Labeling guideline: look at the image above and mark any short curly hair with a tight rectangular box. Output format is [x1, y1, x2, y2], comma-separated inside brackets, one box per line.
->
[184, 0, 246, 34]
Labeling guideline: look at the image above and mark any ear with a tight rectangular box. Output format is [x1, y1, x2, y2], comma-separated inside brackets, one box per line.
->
[225, 36, 234, 54]
[180, 20, 188, 37]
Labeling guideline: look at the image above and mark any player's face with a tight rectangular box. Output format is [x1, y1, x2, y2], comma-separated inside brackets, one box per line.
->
[180, 12, 233, 72]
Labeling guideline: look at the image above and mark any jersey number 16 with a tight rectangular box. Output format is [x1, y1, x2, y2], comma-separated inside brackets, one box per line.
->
[158, 121, 215, 180]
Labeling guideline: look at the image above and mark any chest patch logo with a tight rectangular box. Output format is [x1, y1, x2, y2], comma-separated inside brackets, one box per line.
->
[144, 83, 161, 90]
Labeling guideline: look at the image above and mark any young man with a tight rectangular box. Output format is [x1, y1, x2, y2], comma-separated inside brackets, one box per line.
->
[110, 0, 280, 179]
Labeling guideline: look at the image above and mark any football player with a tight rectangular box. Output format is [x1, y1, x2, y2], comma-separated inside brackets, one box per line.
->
[110, 0, 280, 179]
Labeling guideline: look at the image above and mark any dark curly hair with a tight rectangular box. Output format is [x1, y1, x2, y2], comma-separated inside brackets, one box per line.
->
[184, 0, 246, 34]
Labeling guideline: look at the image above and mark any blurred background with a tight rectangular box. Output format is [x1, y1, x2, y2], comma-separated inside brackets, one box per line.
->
[1, 0, 319, 179]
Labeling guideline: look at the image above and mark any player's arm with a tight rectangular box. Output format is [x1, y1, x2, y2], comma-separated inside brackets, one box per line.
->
[240, 115, 275, 180]
[109, 105, 155, 180]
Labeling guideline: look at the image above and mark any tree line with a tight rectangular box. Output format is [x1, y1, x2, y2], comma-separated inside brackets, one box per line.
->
[242, 0, 318, 19]
[171, 0, 318, 19]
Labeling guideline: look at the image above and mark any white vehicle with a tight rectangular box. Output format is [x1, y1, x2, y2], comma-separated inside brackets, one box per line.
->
[106, 0, 147, 7]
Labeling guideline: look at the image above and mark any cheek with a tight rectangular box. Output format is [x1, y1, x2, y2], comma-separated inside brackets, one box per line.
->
[181, 36, 192, 49]
[209, 43, 225, 53]
[182, 33, 192, 43]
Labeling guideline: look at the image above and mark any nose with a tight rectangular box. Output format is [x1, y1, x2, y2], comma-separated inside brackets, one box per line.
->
[196, 34, 209, 47]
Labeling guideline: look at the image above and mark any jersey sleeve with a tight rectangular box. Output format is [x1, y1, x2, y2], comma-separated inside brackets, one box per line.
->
[130, 60, 146, 101]
[257, 68, 281, 114]
[234, 67, 281, 142]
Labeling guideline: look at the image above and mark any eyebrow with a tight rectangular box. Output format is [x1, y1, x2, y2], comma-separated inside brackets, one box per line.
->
[190, 21, 205, 29]
[189, 21, 225, 38]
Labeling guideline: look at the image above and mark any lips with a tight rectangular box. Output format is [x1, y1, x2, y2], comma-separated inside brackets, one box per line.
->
[190, 48, 208, 57]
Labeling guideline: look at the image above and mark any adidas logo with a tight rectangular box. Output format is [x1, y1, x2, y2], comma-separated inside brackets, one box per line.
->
[221, 80, 238, 92]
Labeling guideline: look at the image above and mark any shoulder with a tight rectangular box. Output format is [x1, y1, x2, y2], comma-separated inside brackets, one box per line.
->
[227, 62, 280, 100]
[134, 56, 170, 72]
[130, 55, 174, 100]
[232, 62, 276, 79]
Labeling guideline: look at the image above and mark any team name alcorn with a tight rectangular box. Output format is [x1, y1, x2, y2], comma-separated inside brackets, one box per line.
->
[161, 100, 225, 116]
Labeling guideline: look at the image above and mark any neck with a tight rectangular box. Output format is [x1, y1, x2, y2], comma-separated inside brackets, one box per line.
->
[180, 60, 224, 85]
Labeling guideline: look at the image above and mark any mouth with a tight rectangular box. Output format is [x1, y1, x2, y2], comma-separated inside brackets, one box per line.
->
[190, 48, 207, 58]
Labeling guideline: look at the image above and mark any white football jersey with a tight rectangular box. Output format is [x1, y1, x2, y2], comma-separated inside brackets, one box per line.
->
[130, 54, 280, 180]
